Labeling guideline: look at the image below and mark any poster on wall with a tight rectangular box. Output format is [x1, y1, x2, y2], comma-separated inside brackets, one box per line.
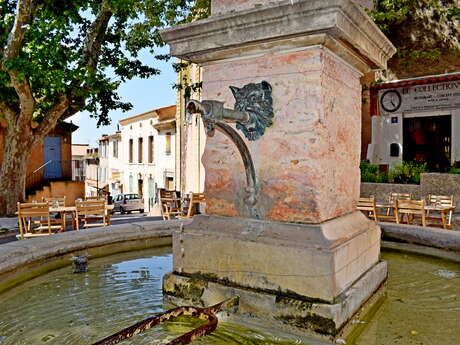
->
[379, 80, 460, 115]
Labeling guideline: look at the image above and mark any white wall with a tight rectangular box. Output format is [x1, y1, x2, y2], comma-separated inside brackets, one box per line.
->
[120, 116, 176, 213]
[175, 63, 206, 196]
[452, 109, 460, 163]
[369, 114, 403, 168]
[182, 113, 206, 194]
[106, 137, 122, 196]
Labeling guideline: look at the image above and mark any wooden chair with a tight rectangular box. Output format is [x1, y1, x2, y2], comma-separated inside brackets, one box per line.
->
[159, 189, 182, 220]
[389, 192, 412, 201]
[396, 199, 426, 226]
[358, 197, 398, 222]
[17, 202, 62, 239]
[83, 196, 112, 225]
[75, 200, 108, 230]
[42, 196, 67, 231]
[387, 192, 412, 215]
[357, 197, 378, 221]
[426, 194, 455, 229]
[180, 193, 206, 218]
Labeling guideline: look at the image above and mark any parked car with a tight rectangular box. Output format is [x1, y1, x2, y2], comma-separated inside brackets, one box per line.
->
[113, 194, 144, 214]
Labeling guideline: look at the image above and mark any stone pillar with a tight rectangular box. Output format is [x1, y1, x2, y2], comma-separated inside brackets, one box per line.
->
[161, 0, 395, 339]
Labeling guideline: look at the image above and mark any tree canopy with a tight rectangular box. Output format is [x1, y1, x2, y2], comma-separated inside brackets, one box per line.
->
[0, 0, 210, 129]
[370, 0, 460, 78]
[0, 0, 211, 216]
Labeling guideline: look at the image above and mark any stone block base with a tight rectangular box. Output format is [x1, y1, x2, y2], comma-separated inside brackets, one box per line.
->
[172, 213, 382, 302]
[163, 261, 387, 340]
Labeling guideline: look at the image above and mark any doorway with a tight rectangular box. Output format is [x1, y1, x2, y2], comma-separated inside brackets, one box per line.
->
[44, 136, 62, 179]
[138, 179, 143, 197]
[403, 115, 451, 171]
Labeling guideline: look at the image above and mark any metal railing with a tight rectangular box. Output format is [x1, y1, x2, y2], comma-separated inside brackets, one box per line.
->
[26, 160, 86, 193]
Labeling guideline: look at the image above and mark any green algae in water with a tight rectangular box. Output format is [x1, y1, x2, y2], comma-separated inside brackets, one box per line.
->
[0, 247, 308, 345]
[353, 250, 460, 345]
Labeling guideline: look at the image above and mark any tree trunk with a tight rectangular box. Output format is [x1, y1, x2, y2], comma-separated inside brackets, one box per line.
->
[0, 125, 34, 216]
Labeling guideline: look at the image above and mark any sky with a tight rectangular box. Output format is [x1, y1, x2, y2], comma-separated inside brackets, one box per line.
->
[70, 46, 176, 146]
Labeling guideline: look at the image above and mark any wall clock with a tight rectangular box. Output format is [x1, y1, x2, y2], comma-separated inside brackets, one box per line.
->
[380, 89, 402, 113]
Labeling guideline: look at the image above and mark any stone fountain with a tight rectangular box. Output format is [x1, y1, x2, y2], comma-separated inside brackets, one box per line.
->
[161, 0, 395, 340]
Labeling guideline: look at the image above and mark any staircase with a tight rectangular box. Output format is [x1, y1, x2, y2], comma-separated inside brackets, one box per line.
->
[26, 160, 85, 203]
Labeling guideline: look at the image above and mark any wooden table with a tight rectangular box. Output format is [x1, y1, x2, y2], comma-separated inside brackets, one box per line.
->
[424, 205, 455, 230]
[375, 202, 454, 229]
[50, 205, 114, 230]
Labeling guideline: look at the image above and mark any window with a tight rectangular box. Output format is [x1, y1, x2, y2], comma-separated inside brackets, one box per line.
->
[138, 137, 143, 163]
[129, 139, 133, 163]
[148, 136, 154, 163]
[99, 142, 104, 157]
[100, 142, 107, 158]
[113, 140, 118, 158]
[138, 179, 143, 197]
[165, 133, 171, 155]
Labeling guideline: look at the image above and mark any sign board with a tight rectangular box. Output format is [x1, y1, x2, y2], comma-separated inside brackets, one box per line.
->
[379, 80, 460, 115]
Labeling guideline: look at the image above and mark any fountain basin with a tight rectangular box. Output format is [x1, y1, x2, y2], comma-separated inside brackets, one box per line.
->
[0, 220, 188, 294]
[0, 221, 459, 344]
[0, 236, 458, 345]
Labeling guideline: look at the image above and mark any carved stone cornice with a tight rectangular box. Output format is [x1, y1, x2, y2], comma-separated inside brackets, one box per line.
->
[161, 0, 396, 72]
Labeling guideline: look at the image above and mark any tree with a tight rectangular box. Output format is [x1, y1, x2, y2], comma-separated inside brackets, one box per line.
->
[370, 0, 460, 78]
[0, 0, 210, 215]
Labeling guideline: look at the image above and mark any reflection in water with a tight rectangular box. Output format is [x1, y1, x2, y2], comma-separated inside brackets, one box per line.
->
[0, 248, 458, 345]
[354, 250, 460, 345]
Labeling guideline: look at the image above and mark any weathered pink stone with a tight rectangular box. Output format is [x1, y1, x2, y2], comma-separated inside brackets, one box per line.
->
[201, 48, 362, 223]
[212, 0, 375, 16]
[211, 0, 284, 15]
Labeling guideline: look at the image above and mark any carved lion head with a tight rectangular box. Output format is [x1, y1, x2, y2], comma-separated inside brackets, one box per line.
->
[230, 81, 274, 141]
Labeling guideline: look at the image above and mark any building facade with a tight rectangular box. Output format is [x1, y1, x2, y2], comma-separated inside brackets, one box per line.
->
[366, 72, 460, 171]
[98, 133, 122, 198]
[175, 62, 206, 196]
[0, 122, 77, 192]
[119, 105, 176, 214]
[84, 146, 100, 196]
[71, 144, 88, 182]
[0, 121, 84, 202]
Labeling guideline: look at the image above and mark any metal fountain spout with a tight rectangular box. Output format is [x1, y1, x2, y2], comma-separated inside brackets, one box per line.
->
[185, 82, 274, 219]
[186, 100, 249, 137]
[186, 100, 248, 123]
